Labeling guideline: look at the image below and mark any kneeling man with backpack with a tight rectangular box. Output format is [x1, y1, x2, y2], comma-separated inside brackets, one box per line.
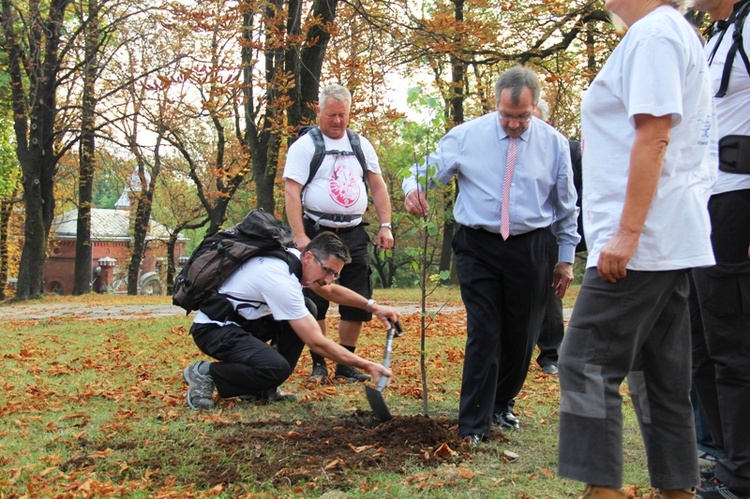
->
[181, 230, 399, 410]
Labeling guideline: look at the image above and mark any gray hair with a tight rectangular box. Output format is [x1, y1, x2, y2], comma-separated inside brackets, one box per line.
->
[319, 84, 352, 110]
[307, 231, 352, 265]
[494, 66, 541, 106]
[536, 98, 550, 121]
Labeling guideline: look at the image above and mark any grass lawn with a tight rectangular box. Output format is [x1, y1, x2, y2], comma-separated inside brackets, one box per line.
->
[0, 287, 653, 498]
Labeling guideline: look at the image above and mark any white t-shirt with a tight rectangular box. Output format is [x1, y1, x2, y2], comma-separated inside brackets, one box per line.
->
[283, 131, 381, 228]
[705, 9, 750, 194]
[193, 249, 308, 326]
[581, 6, 718, 271]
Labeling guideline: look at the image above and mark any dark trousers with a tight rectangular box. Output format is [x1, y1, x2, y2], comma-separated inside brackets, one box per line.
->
[303, 218, 373, 323]
[689, 272, 725, 455]
[453, 226, 549, 438]
[558, 269, 697, 489]
[190, 318, 305, 399]
[537, 228, 563, 367]
[692, 189, 750, 495]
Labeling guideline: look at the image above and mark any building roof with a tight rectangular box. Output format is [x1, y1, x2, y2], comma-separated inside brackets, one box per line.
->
[51, 208, 187, 242]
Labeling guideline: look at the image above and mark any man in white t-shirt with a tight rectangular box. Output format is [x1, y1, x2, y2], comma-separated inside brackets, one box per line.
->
[556, 0, 718, 497]
[181, 232, 399, 410]
[690, 0, 750, 497]
[284, 84, 394, 384]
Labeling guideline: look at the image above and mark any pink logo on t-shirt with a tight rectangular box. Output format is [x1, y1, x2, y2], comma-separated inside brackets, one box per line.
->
[329, 163, 361, 207]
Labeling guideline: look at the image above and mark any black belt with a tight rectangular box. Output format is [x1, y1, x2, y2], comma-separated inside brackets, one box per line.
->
[304, 213, 363, 233]
[304, 209, 363, 223]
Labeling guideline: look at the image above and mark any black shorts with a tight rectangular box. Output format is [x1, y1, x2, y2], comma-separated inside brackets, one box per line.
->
[303, 218, 373, 322]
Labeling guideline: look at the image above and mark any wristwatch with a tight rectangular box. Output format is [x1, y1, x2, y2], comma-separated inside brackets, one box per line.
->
[380, 222, 392, 229]
[365, 298, 376, 312]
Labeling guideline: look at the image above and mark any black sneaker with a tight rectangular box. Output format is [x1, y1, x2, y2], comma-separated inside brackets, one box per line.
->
[267, 388, 297, 403]
[493, 409, 520, 429]
[183, 361, 215, 410]
[334, 364, 372, 383]
[308, 363, 329, 384]
[240, 388, 297, 404]
[697, 478, 748, 499]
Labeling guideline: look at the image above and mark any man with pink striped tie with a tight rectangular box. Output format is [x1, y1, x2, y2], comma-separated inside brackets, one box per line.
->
[402, 66, 579, 445]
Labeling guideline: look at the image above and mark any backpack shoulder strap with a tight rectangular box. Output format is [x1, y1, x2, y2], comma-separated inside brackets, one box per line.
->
[304, 126, 326, 190]
[346, 129, 368, 181]
[263, 248, 303, 280]
[715, 0, 750, 97]
[736, 1, 750, 75]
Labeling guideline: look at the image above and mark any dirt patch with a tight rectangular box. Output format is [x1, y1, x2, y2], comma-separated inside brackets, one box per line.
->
[68, 411, 508, 492]
[202, 411, 508, 489]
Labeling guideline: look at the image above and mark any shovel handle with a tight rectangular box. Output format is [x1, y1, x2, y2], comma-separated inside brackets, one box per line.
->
[375, 324, 398, 391]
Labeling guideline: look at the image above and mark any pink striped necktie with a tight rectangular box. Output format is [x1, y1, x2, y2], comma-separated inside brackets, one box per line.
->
[500, 137, 517, 240]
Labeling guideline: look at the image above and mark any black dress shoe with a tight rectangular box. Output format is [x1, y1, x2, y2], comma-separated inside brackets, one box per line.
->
[494, 409, 520, 429]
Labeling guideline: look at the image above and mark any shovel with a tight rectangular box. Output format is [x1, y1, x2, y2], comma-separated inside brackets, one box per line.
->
[365, 320, 403, 421]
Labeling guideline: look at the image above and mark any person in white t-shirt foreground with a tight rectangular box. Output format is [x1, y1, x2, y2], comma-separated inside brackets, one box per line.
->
[555, 0, 718, 496]
[182, 232, 399, 410]
[284, 84, 394, 385]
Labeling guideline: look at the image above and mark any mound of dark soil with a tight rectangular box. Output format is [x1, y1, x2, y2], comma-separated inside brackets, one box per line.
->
[204, 411, 507, 489]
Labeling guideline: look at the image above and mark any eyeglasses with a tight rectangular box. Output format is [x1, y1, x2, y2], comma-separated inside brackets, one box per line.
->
[498, 112, 533, 123]
[313, 254, 341, 280]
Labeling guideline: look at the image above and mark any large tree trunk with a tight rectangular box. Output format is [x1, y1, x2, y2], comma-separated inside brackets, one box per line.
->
[73, 0, 100, 295]
[2, 0, 73, 299]
[285, 0, 303, 129]
[298, 0, 338, 124]
[16, 177, 47, 297]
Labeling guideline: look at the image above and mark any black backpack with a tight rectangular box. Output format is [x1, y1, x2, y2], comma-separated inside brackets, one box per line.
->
[172, 209, 302, 317]
[298, 126, 368, 196]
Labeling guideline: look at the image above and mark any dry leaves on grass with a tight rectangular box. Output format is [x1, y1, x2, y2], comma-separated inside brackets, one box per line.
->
[0, 305, 565, 496]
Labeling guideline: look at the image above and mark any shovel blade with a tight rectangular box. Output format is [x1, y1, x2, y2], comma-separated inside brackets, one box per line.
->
[365, 385, 392, 421]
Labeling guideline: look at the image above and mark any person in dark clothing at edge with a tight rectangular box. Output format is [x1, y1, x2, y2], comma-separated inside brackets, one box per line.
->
[691, 0, 750, 497]
[532, 98, 585, 377]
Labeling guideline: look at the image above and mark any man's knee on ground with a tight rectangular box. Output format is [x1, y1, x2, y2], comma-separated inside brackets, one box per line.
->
[250, 355, 294, 391]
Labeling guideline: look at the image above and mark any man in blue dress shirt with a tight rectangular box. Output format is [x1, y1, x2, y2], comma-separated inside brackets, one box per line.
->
[402, 66, 579, 443]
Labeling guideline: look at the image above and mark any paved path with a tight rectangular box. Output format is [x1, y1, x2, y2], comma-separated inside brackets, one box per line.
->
[0, 302, 187, 321]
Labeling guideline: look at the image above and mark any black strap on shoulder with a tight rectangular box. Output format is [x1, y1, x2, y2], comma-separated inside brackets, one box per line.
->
[263, 247, 303, 280]
[304, 126, 327, 189]
[712, 0, 750, 97]
[345, 129, 368, 177]
[286, 252, 303, 280]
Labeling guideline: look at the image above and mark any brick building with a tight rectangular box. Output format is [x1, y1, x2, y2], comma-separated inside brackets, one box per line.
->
[43, 188, 188, 295]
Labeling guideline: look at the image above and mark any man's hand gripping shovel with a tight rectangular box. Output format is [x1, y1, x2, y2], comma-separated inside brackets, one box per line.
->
[365, 321, 403, 421]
